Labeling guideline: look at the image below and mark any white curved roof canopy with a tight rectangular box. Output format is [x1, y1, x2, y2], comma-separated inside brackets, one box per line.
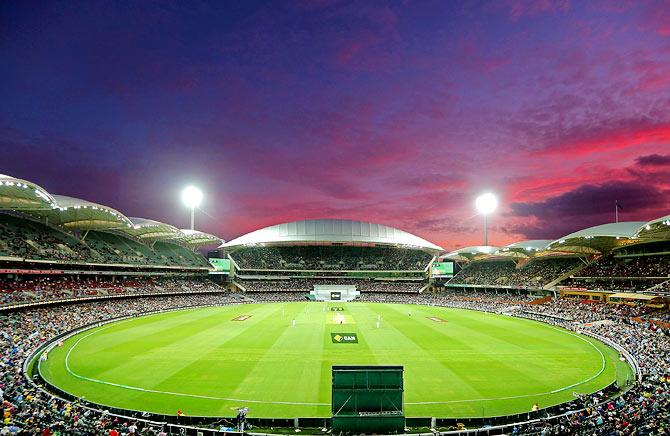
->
[496, 240, 552, 258]
[123, 218, 183, 242]
[547, 222, 645, 254]
[179, 229, 224, 248]
[442, 245, 499, 261]
[0, 174, 57, 210]
[223, 219, 443, 252]
[503, 240, 552, 251]
[25, 195, 133, 230]
[636, 215, 670, 240]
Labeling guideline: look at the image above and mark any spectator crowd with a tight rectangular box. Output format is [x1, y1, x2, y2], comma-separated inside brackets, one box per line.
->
[237, 277, 425, 293]
[230, 245, 433, 271]
[576, 255, 670, 278]
[451, 254, 670, 297]
[0, 214, 209, 268]
[0, 276, 224, 306]
[448, 258, 582, 289]
[1, 293, 240, 435]
[0, 281, 667, 434]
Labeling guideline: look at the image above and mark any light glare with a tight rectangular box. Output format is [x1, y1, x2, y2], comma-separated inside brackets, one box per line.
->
[181, 186, 203, 209]
[475, 192, 498, 215]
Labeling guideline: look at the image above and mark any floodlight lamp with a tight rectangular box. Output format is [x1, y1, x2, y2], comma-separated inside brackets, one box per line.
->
[475, 192, 498, 215]
[181, 186, 203, 209]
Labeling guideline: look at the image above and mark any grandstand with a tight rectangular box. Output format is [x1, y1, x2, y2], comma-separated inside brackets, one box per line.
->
[220, 218, 441, 296]
[1, 174, 669, 435]
[444, 256, 583, 289]
[443, 219, 670, 300]
[0, 174, 223, 308]
[0, 211, 217, 269]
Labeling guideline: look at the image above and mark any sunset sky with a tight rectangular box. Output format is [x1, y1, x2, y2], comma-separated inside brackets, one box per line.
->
[2, 0, 669, 250]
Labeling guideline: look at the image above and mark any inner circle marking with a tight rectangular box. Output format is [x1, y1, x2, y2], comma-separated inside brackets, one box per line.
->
[45, 305, 608, 407]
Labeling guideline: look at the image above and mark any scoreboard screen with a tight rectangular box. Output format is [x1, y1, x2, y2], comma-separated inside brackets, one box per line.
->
[209, 258, 231, 274]
[330, 291, 341, 300]
[431, 261, 454, 278]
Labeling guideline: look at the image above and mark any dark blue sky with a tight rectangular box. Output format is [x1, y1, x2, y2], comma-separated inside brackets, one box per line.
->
[2, 0, 669, 248]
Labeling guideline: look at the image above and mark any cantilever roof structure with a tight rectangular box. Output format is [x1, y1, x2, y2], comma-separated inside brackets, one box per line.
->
[22, 195, 133, 230]
[0, 174, 56, 210]
[119, 220, 224, 248]
[179, 229, 224, 248]
[222, 219, 443, 252]
[448, 215, 670, 264]
[495, 240, 552, 258]
[636, 215, 670, 241]
[0, 174, 224, 246]
[122, 218, 183, 243]
[442, 246, 499, 261]
[546, 222, 645, 254]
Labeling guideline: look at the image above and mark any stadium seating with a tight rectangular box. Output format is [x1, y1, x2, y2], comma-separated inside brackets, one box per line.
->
[1, 291, 667, 435]
[562, 253, 670, 293]
[153, 241, 211, 267]
[576, 254, 670, 277]
[0, 276, 223, 306]
[0, 213, 209, 268]
[230, 245, 433, 271]
[650, 279, 670, 297]
[1, 205, 668, 434]
[0, 213, 92, 261]
[0, 293, 239, 435]
[448, 257, 582, 288]
[236, 277, 425, 293]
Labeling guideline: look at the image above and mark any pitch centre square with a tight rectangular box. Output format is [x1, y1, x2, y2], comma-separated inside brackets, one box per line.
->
[427, 316, 447, 322]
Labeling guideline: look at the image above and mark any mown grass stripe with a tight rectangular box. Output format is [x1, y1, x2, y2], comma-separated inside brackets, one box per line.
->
[39, 302, 631, 418]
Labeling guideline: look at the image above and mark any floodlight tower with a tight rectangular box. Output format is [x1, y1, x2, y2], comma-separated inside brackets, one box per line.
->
[475, 193, 498, 246]
[181, 186, 203, 230]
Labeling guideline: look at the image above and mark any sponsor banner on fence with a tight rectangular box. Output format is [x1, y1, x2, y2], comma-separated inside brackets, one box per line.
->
[0, 269, 64, 275]
[331, 333, 358, 343]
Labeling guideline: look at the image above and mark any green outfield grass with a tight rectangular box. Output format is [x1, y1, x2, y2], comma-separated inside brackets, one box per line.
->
[38, 302, 633, 418]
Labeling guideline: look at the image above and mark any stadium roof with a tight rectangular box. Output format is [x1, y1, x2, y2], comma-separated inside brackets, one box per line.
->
[495, 240, 552, 258]
[444, 215, 670, 264]
[636, 215, 670, 240]
[443, 245, 499, 261]
[123, 218, 183, 242]
[179, 229, 224, 248]
[25, 195, 134, 230]
[222, 219, 443, 252]
[119, 219, 223, 247]
[0, 174, 57, 210]
[0, 174, 225, 245]
[547, 222, 645, 254]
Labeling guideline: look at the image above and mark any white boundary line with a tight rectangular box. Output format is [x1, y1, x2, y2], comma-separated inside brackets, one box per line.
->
[407, 324, 606, 405]
[52, 306, 607, 408]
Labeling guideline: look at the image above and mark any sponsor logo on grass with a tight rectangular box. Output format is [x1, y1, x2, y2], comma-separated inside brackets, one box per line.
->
[331, 333, 358, 343]
[330, 307, 344, 312]
[232, 315, 252, 321]
[427, 316, 447, 322]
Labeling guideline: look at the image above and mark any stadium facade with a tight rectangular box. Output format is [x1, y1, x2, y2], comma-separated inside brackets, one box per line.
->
[217, 219, 442, 296]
